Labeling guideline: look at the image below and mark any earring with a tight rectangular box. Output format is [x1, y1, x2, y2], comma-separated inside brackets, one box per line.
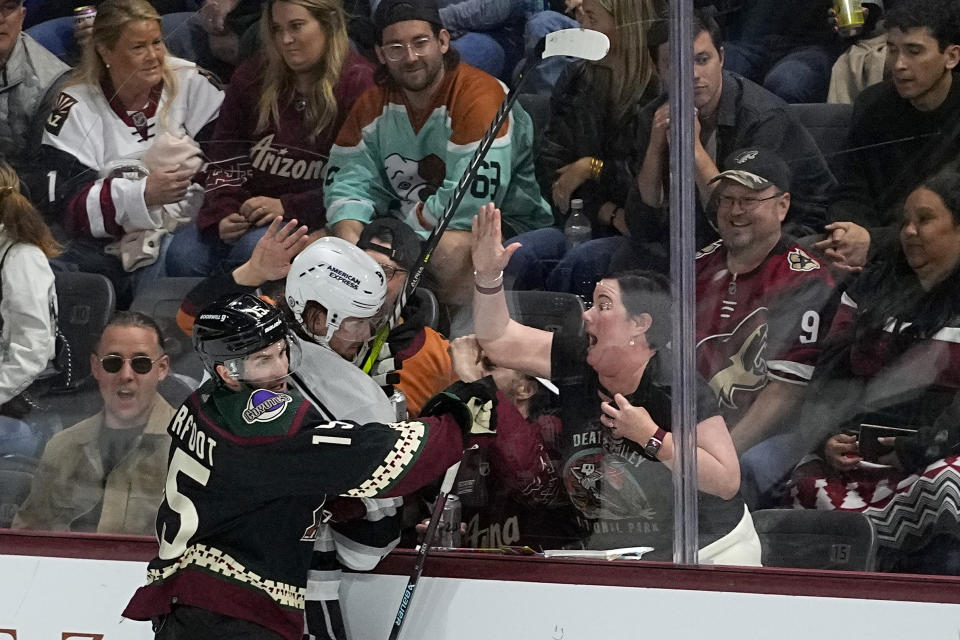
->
[105, 62, 110, 68]
[629, 340, 635, 346]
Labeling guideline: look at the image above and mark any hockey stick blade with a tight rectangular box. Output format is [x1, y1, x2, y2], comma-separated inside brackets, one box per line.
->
[540, 28, 610, 61]
[359, 29, 610, 373]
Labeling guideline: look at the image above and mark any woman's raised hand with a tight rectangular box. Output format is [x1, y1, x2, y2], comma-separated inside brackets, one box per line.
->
[471, 203, 521, 281]
[233, 217, 309, 286]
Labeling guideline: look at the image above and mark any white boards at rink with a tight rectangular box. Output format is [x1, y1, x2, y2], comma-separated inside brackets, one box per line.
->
[2, 549, 960, 640]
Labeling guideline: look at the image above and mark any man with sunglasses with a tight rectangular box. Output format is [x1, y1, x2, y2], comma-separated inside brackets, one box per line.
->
[323, 0, 551, 305]
[694, 147, 840, 508]
[13, 311, 176, 534]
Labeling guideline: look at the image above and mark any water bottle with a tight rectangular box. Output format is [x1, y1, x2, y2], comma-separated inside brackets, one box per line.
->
[564, 199, 592, 249]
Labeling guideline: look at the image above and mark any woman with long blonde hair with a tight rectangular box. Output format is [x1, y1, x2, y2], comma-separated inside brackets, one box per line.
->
[166, 0, 375, 277]
[545, 0, 658, 214]
[42, 0, 223, 306]
[0, 163, 60, 456]
[504, 0, 661, 296]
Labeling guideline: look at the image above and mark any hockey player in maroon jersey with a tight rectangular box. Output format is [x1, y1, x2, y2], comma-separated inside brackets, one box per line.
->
[122, 293, 498, 640]
[695, 147, 840, 506]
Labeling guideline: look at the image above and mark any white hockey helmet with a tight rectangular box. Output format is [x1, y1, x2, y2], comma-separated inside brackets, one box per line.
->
[286, 237, 388, 349]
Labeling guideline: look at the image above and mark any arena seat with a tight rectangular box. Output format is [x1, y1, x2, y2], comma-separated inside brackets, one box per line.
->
[25, 16, 74, 62]
[506, 290, 584, 335]
[52, 271, 116, 393]
[517, 92, 551, 158]
[411, 287, 440, 331]
[752, 508, 877, 571]
[26, 12, 209, 64]
[130, 277, 205, 382]
[788, 102, 855, 176]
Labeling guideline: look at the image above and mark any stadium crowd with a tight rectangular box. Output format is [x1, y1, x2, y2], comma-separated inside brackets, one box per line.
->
[3, 0, 960, 624]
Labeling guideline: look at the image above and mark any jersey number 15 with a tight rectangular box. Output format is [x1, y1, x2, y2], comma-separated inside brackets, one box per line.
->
[159, 448, 211, 560]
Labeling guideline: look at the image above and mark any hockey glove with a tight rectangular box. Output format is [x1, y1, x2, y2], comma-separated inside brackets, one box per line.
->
[421, 376, 498, 437]
[369, 341, 401, 391]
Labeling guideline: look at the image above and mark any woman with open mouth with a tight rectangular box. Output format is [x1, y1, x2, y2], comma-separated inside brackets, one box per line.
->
[471, 203, 759, 564]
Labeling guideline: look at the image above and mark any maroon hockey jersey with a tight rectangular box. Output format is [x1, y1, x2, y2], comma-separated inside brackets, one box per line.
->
[695, 239, 840, 423]
[198, 53, 374, 237]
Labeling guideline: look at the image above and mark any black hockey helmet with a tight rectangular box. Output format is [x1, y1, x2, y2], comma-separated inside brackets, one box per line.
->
[193, 293, 302, 383]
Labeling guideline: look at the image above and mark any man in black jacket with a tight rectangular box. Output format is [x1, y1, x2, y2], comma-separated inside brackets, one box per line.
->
[605, 11, 835, 276]
[817, 0, 960, 271]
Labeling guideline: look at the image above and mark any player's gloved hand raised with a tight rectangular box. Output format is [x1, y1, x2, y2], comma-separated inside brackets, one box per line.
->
[421, 377, 498, 436]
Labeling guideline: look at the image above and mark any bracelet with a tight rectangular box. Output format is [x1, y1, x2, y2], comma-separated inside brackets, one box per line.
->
[590, 157, 604, 179]
[475, 281, 504, 295]
[473, 270, 503, 288]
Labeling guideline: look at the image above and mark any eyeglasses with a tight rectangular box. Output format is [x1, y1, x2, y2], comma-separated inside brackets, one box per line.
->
[378, 263, 407, 280]
[0, 2, 22, 17]
[99, 355, 162, 374]
[716, 192, 784, 212]
[381, 36, 435, 62]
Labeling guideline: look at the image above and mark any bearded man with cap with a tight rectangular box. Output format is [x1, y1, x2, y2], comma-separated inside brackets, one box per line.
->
[323, 0, 552, 305]
[694, 147, 840, 508]
[357, 217, 457, 416]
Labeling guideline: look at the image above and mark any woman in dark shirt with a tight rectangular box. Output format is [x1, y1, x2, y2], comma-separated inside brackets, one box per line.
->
[789, 171, 960, 573]
[504, 0, 661, 297]
[472, 203, 759, 563]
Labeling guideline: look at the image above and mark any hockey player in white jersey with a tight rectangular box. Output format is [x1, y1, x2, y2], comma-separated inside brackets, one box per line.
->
[284, 236, 405, 640]
[173, 227, 424, 638]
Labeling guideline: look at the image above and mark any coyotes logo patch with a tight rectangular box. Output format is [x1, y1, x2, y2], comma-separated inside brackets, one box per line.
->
[46, 92, 78, 136]
[698, 307, 770, 410]
[242, 389, 293, 424]
[787, 247, 820, 272]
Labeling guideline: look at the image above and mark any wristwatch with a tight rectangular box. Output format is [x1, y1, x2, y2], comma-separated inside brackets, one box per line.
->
[644, 427, 667, 459]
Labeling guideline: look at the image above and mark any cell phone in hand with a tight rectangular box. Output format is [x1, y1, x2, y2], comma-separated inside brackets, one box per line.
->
[858, 423, 917, 461]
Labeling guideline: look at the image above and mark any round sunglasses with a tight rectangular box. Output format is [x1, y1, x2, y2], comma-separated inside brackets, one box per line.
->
[99, 354, 163, 374]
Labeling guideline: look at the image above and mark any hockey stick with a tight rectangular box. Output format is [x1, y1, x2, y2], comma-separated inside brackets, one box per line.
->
[386, 459, 462, 640]
[360, 28, 610, 372]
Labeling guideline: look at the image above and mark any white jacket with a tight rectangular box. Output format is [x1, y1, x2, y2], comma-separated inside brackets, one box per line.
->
[0, 231, 56, 404]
